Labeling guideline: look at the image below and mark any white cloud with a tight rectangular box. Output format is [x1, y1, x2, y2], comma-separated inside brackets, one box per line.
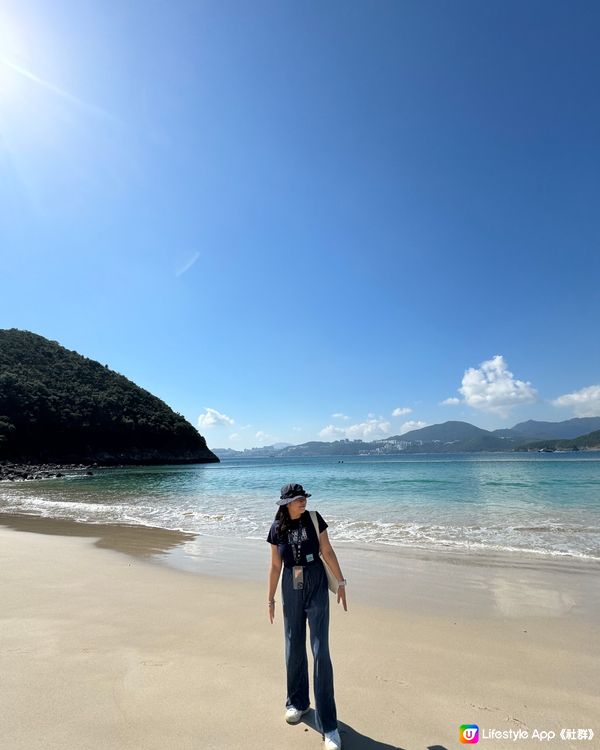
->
[175, 251, 200, 277]
[229, 433, 240, 441]
[197, 407, 235, 428]
[255, 431, 270, 442]
[441, 397, 460, 406]
[552, 384, 600, 417]
[346, 419, 391, 439]
[451, 355, 537, 417]
[319, 425, 346, 439]
[292, 426, 303, 432]
[331, 413, 350, 420]
[392, 407, 412, 417]
[319, 419, 391, 441]
[399, 420, 428, 435]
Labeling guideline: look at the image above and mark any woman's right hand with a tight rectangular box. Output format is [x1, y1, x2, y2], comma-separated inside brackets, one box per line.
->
[268, 602, 275, 624]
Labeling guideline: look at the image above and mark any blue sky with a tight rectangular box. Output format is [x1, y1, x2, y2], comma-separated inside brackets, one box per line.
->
[1, 1, 599, 449]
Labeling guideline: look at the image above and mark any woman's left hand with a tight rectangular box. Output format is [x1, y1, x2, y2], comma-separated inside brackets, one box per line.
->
[337, 585, 348, 611]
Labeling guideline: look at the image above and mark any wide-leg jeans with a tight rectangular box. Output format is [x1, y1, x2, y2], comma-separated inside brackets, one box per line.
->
[281, 562, 338, 733]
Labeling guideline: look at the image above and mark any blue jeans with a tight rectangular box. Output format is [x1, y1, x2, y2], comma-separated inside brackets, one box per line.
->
[282, 562, 338, 733]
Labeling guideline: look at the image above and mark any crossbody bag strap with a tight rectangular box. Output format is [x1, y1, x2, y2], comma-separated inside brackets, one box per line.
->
[309, 510, 338, 594]
[309, 510, 321, 545]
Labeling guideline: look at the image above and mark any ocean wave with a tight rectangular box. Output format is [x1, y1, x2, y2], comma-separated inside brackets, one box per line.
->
[2, 499, 598, 561]
[2, 457, 600, 562]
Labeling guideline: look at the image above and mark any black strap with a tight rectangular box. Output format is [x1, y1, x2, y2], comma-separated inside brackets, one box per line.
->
[290, 518, 303, 565]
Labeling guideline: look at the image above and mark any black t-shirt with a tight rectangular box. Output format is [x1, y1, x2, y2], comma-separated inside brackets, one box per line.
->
[267, 510, 328, 568]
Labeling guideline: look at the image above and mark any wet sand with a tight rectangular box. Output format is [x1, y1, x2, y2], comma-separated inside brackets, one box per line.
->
[1, 513, 598, 749]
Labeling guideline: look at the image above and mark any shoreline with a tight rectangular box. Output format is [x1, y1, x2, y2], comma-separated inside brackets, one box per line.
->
[2, 511, 599, 620]
[1, 513, 598, 749]
[0, 456, 219, 482]
[2, 456, 598, 564]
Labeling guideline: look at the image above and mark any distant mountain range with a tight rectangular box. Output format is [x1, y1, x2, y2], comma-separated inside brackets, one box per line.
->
[514, 430, 600, 452]
[213, 418, 600, 458]
[214, 443, 293, 458]
[509, 418, 600, 439]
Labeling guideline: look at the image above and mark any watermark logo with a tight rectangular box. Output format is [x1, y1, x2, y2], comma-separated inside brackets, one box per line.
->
[459, 724, 479, 744]
[458, 725, 595, 743]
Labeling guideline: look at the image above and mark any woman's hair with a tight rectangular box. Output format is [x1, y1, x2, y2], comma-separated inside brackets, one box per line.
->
[274, 504, 292, 542]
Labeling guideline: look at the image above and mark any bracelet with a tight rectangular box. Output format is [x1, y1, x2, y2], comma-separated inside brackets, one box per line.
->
[268, 600, 275, 606]
[337, 579, 347, 587]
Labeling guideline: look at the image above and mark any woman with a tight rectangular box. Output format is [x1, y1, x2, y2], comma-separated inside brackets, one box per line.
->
[267, 482, 347, 750]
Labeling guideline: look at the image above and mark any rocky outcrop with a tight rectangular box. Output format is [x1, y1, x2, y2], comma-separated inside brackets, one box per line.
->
[0, 462, 94, 482]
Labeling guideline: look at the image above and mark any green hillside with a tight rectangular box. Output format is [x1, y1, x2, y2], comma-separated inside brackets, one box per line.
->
[0, 329, 218, 465]
[388, 421, 490, 443]
[273, 419, 600, 457]
[515, 430, 600, 452]
[511, 417, 600, 439]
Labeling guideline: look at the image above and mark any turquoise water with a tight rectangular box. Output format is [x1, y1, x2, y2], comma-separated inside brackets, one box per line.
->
[1, 453, 600, 560]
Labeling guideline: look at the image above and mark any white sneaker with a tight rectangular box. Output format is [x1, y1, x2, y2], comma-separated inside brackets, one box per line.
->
[324, 728, 342, 749]
[285, 705, 310, 724]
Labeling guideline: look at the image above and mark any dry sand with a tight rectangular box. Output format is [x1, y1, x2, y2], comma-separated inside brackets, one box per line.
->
[1, 515, 598, 750]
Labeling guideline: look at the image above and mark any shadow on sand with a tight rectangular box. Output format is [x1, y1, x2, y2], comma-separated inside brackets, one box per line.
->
[299, 709, 450, 750]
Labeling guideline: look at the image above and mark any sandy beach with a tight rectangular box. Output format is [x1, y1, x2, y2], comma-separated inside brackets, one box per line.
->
[1, 514, 598, 750]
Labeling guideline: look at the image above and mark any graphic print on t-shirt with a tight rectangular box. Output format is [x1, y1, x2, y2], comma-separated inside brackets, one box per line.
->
[288, 526, 308, 546]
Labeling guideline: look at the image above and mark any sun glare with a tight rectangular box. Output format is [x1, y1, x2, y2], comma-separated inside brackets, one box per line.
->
[0, 12, 27, 100]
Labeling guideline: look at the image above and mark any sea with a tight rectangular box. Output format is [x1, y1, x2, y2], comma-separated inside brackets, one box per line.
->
[1, 453, 600, 562]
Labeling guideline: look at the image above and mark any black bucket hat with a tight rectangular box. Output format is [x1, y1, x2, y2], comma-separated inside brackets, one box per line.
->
[277, 482, 312, 506]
